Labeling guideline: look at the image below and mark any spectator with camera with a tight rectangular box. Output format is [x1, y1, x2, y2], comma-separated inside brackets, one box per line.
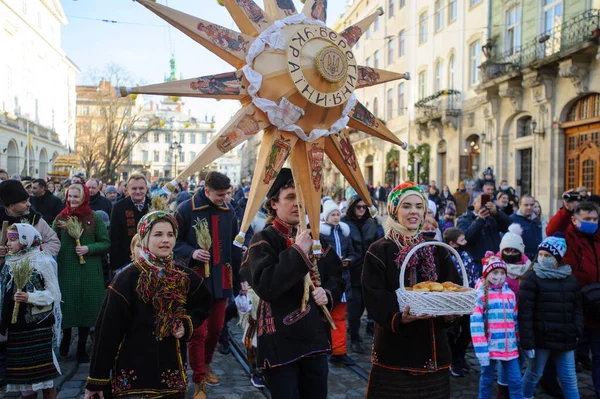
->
[546, 190, 600, 396]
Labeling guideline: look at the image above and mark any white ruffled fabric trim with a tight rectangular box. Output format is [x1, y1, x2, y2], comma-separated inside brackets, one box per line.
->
[242, 14, 356, 142]
[6, 379, 55, 393]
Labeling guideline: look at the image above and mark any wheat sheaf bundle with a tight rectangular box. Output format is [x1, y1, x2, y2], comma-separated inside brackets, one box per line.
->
[11, 258, 34, 324]
[192, 218, 212, 277]
[56, 216, 85, 264]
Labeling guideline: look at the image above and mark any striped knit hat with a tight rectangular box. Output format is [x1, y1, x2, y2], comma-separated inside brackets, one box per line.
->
[387, 182, 428, 223]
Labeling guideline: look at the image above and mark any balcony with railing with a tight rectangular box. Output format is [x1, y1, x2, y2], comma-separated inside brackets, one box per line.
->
[415, 90, 462, 130]
[480, 9, 600, 83]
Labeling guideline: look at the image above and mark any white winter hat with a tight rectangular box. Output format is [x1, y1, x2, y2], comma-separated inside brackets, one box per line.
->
[321, 200, 340, 221]
[500, 223, 526, 254]
[428, 200, 437, 216]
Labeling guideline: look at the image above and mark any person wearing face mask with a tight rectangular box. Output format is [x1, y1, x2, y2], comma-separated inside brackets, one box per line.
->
[362, 182, 461, 398]
[547, 199, 600, 396]
[454, 182, 471, 216]
[84, 211, 211, 399]
[52, 183, 110, 363]
[444, 227, 479, 378]
[518, 233, 583, 399]
[422, 216, 439, 241]
[470, 252, 523, 399]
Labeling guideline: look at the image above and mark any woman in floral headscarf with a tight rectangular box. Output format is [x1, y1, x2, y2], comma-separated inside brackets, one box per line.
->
[362, 182, 461, 399]
[84, 211, 211, 399]
[0, 223, 62, 399]
[53, 183, 110, 362]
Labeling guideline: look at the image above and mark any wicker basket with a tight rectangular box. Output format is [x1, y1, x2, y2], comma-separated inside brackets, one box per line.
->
[395, 241, 477, 316]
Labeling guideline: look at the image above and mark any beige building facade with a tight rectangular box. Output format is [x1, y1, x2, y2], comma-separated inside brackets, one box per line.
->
[331, 0, 490, 193]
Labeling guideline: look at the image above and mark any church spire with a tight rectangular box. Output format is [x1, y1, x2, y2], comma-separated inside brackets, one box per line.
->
[165, 54, 178, 82]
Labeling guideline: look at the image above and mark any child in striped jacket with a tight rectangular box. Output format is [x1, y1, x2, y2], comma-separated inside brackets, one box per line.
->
[470, 251, 523, 399]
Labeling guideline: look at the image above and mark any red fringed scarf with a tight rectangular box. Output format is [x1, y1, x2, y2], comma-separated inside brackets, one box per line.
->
[392, 232, 438, 283]
[135, 247, 190, 340]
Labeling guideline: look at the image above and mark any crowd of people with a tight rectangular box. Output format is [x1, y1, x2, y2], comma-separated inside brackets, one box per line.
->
[0, 165, 598, 399]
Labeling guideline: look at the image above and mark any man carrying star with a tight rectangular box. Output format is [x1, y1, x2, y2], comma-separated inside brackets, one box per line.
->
[240, 168, 345, 398]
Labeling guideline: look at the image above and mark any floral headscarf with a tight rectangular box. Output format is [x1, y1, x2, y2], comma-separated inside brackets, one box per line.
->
[134, 211, 190, 341]
[385, 182, 437, 282]
[4, 223, 62, 344]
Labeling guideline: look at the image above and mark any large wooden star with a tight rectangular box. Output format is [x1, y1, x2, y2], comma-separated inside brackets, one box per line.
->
[125, 0, 409, 250]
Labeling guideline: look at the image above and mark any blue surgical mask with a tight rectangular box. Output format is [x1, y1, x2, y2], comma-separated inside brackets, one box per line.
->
[501, 185, 509, 190]
[577, 218, 599, 235]
[538, 256, 557, 269]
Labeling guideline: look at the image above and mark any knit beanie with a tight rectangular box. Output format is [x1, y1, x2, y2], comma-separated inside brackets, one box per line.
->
[482, 251, 507, 278]
[500, 223, 525, 254]
[387, 182, 428, 222]
[321, 200, 340, 221]
[538, 232, 567, 262]
[0, 180, 30, 206]
[105, 185, 118, 194]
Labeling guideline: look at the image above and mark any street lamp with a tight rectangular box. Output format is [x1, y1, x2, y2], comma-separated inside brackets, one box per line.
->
[169, 141, 183, 177]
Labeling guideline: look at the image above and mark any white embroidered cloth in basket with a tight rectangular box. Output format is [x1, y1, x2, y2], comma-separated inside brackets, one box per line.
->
[395, 241, 477, 316]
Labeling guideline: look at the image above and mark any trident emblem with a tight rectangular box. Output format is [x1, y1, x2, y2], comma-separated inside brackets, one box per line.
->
[326, 54, 340, 75]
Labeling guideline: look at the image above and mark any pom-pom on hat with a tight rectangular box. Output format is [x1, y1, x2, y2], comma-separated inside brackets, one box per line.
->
[482, 251, 507, 278]
[538, 232, 567, 262]
[387, 182, 428, 222]
[500, 223, 525, 254]
[321, 200, 340, 221]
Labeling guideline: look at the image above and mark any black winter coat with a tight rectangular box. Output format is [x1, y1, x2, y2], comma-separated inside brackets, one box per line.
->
[30, 191, 64, 224]
[457, 210, 511, 263]
[362, 237, 461, 371]
[518, 268, 584, 351]
[342, 216, 378, 288]
[89, 193, 113, 217]
[240, 223, 344, 368]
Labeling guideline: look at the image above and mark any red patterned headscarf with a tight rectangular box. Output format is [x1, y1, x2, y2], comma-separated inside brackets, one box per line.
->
[57, 183, 94, 227]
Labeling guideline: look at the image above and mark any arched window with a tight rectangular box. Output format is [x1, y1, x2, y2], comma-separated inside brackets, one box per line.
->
[435, 62, 443, 92]
[397, 83, 405, 116]
[419, 12, 427, 43]
[387, 89, 393, 120]
[516, 115, 532, 138]
[418, 71, 427, 100]
[373, 98, 379, 118]
[388, 39, 394, 65]
[398, 30, 405, 57]
[448, 55, 456, 89]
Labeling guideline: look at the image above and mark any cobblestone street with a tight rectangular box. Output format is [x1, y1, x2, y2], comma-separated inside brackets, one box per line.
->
[4, 317, 595, 398]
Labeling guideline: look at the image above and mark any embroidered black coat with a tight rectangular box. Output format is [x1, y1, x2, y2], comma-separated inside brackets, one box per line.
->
[240, 224, 345, 369]
[174, 190, 242, 299]
[85, 264, 211, 397]
[362, 238, 460, 372]
[109, 197, 149, 270]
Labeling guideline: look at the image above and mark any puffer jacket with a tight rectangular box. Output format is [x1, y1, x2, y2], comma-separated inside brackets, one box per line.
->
[320, 222, 357, 301]
[342, 196, 379, 288]
[470, 280, 519, 364]
[547, 207, 600, 327]
[518, 267, 583, 351]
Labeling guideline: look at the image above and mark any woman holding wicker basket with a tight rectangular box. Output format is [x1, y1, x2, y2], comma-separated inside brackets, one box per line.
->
[362, 182, 462, 398]
[52, 183, 110, 363]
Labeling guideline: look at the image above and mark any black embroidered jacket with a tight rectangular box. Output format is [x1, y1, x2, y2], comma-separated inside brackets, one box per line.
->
[240, 220, 344, 369]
